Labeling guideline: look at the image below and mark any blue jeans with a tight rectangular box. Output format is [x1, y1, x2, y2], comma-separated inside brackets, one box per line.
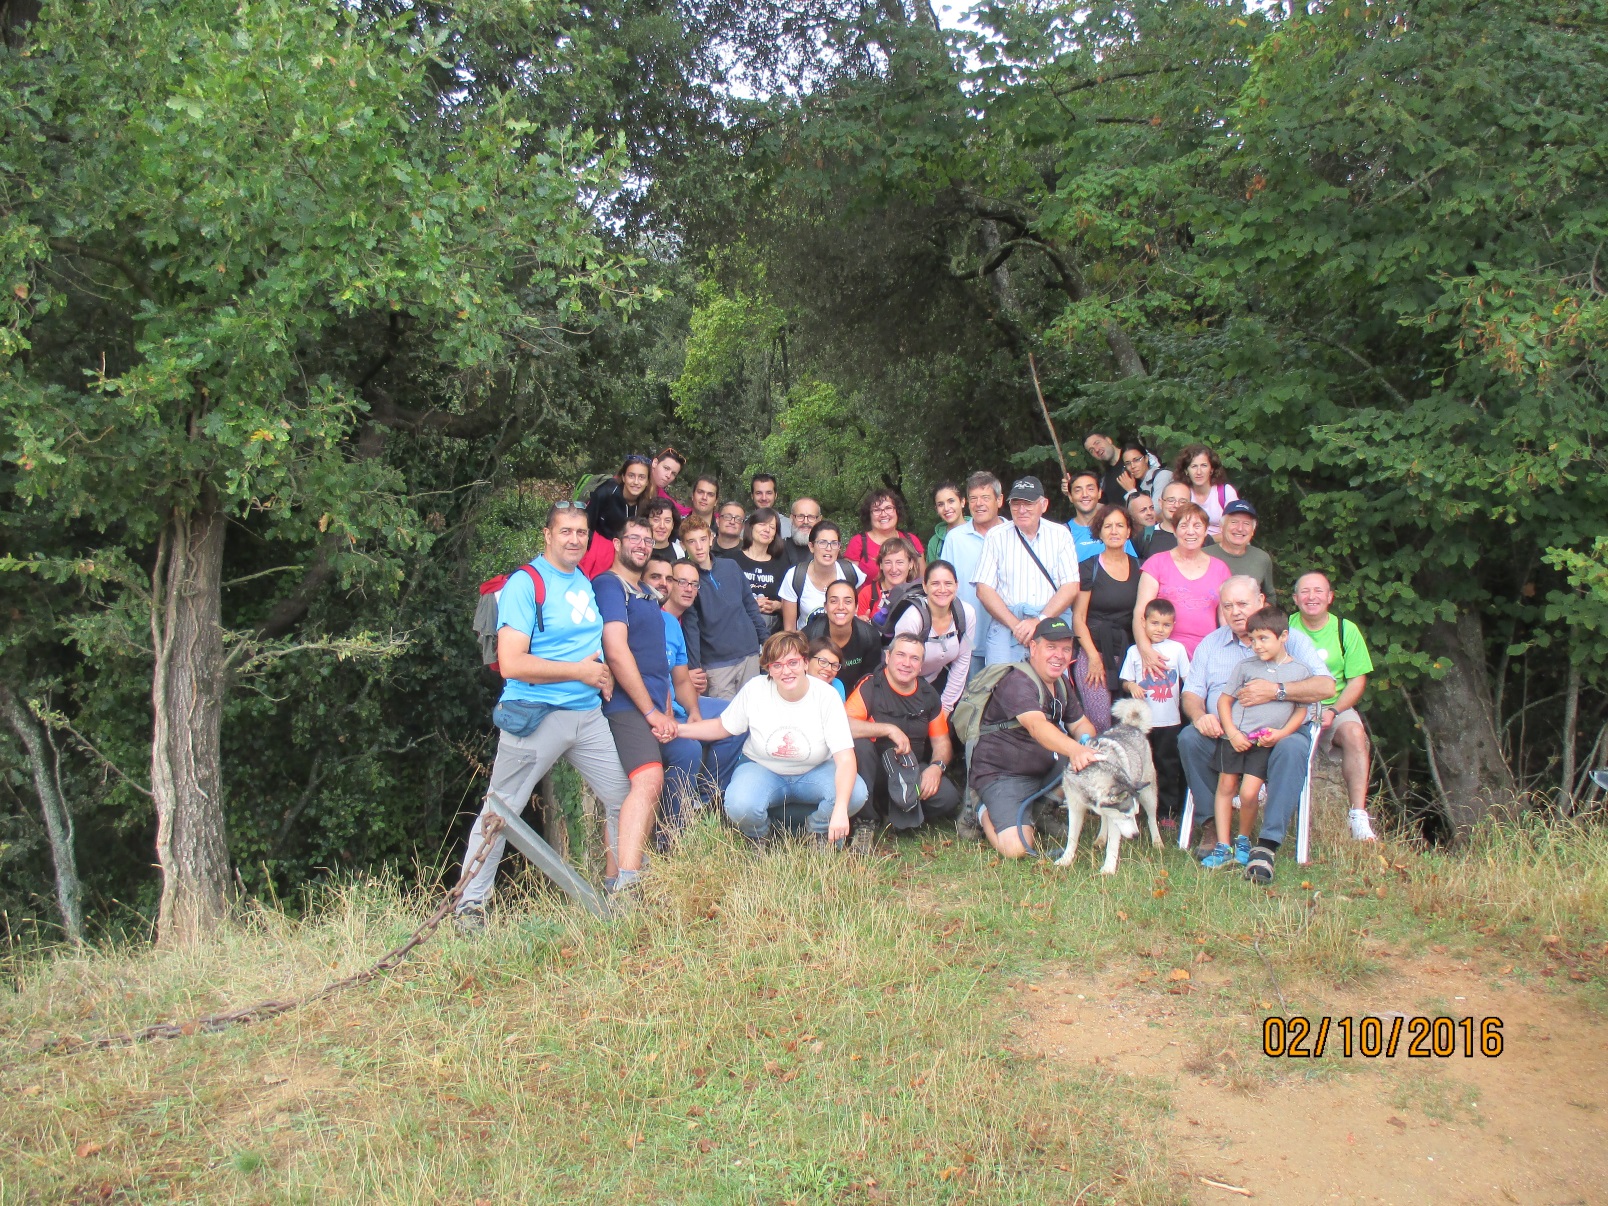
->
[724, 759, 868, 839]
[1178, 723, 1313, 847]
[662, 698, 746, 827]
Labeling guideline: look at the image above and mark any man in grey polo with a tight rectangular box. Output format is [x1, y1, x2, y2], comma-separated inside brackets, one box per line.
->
[1179, 576, 1335, 884]
[1205, 498, 1276, 602]
[972, 475, 1081, 666]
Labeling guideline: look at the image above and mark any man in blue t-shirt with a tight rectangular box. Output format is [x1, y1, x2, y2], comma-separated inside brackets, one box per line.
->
[455, 502, 632, 928]
[595, 518, 679, 887]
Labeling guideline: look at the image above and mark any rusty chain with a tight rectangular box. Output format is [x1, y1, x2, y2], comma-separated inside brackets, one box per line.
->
[30, 815, 507, 1057]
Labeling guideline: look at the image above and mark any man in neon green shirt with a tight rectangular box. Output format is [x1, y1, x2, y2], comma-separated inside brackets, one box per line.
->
[1293, 572, 1377, 841]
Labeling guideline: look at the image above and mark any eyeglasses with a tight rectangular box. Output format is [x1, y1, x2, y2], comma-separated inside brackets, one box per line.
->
[871, 503, 896, 514]
[1123, 455, 1149, 468]
[810, 655, 842, 671]
[673, 576, 700, 589]
[813, 539, 841, 550]
[768, 657, 806, 672]
[620, 533, 652, 546]
[793, 513, 820, 524]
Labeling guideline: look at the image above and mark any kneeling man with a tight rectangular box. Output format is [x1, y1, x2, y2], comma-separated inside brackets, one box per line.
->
[847, 633, 962, 836]
[968, 618, 1104, 858]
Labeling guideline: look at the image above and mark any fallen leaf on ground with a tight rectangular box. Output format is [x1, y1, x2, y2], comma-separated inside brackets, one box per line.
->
[1169, 968, 1191, 981]
[1386, 1116, 1406, 1130]
[75, 1141, 103, 1158]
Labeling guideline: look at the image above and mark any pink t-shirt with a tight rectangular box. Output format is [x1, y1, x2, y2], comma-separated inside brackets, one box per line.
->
[1141, 551, 1232, 654]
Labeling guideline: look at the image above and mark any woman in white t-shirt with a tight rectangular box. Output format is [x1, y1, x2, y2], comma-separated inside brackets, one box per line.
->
[676, 631, 868, 843]
[779, 520, 861, 631]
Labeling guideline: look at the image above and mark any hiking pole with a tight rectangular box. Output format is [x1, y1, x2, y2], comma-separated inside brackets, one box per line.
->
[485, 790, 612, 919]
[1027, 353, 1069, 486]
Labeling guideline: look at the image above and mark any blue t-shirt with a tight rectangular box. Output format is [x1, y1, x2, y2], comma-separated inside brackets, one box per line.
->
[498, 558, 603, 710]
[1068, 519, 1137, 564]
[663, 611, 690, 720]
[593, 571, 674, 717]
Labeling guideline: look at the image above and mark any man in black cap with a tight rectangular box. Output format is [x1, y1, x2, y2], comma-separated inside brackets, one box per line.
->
[1205, 498, 1276, 602]
[967, 617, 1103, 858]
[971, 475, 1081, 665]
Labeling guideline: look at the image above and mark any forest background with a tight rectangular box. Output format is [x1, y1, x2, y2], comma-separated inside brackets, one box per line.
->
[1, 0, 1605, 946]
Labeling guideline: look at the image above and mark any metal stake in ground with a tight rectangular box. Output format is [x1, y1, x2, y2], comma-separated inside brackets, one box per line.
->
[484, 790, 609, 919]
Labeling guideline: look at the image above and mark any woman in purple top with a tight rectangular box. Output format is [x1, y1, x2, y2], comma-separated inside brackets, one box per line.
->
[1132, 501, 1231, 674]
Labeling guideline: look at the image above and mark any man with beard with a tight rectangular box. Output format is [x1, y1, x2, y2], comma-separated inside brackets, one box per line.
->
[593, 517, 677, 892]
[783, 497, 822, 567]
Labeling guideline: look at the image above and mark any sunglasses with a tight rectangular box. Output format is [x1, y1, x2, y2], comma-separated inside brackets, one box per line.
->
[623, 454, 652, 467]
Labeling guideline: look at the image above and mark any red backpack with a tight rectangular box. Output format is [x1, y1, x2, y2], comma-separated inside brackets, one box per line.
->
[473, 564, 545, 676]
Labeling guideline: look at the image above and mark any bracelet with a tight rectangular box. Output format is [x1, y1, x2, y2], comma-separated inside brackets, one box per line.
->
[1077, 734, 1094, 746]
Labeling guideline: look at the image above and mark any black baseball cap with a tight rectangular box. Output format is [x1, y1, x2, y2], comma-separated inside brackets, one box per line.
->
[1008, 476, 1046, 503]
[1223, 499, 1258, 518]
[1034, 616, 1075, 641]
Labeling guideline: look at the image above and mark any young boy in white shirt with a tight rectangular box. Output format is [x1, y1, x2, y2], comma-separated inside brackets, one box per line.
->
[1120, 599, 1191, 825]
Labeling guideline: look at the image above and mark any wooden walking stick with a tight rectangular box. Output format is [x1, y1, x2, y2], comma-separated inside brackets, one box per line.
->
[1027, 353, 1069, 486]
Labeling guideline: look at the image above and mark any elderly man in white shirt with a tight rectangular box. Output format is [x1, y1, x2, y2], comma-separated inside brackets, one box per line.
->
[971, 476, 1082, 666]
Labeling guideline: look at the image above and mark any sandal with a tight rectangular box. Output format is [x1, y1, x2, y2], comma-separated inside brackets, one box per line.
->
[1244, 844, 1275, 884]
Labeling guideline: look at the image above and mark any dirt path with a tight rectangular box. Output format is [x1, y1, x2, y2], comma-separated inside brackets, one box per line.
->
[1017, 954, 1608, 1204]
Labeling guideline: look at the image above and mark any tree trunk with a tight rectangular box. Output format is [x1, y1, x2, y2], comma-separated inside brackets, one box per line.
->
[150, 493, 232, 945]
[0, 684, 84, 944]
[1417, 610, 1518, 838]
[1559, 654, 1580, 815]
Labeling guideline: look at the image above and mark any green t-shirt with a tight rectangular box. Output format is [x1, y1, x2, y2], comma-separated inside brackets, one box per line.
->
[1293, 613, 1374, 706]
[929, 522, 949, 562]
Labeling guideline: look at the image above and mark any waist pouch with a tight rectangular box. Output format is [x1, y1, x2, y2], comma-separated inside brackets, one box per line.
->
[493, 700, 557, 738]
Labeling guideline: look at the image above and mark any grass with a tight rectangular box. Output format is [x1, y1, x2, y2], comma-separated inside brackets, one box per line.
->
[1, 798, 1605, 1204]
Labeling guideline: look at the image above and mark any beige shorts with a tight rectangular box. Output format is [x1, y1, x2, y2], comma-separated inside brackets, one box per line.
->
[1315, 708, 1365, 757]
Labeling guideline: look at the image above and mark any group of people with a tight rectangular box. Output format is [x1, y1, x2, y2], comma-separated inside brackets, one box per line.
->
[454, 437, 1380, 926]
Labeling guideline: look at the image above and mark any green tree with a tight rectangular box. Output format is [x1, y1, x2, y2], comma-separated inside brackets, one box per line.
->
[1, 0, 643, 942]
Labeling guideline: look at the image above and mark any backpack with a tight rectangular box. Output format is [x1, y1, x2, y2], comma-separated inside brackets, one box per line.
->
[880, 582, 967, 644]
[573, 472, 613, 504]
[950, 661, 1050, 749]
[786, 560, 862, 610]
[473, 564, 545, 676]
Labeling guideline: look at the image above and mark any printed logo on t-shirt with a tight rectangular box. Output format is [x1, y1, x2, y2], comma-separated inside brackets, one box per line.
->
[1140, 666, 1179, 702]
[767, 727, 811, 761]
[566, 588, 598, 625]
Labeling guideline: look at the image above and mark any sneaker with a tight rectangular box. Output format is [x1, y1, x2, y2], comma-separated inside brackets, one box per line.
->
[609, 867, 643, 894]
[1200, 842, 1233, 869]
[452, 904, 486, 936]
[849, 820, 876, 857]
[1348, 809, 1378, 841]
[1244, 844, 1275, 884]
[1234, 835, 1252, 866]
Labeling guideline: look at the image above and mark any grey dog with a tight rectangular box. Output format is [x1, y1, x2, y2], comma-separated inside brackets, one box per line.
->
[1054, 698, 1160, 874]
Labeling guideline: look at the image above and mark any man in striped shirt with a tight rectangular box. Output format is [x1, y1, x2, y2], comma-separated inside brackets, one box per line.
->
[971, 476, 1082, 666]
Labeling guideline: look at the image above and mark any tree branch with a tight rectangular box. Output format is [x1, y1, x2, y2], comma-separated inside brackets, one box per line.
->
[47, 239, 158, 305]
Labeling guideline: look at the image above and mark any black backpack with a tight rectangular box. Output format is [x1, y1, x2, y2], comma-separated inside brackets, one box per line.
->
[880, 582, 967, 645]
[786, 560, 862, 618]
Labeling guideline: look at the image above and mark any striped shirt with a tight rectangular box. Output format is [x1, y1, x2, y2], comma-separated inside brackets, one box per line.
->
[971, 520, 1080, 614]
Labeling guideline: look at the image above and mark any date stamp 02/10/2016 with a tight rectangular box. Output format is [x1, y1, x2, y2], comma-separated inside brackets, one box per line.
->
[1262, 1015, 1505, 1059]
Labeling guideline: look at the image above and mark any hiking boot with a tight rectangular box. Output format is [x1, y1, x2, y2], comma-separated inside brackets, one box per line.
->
[1200, 842, 1233, 869]
[956, 793, 984, 843]
[1348, 809, 1378, 842]
[1234, 835, 1252, 866]
[452, 904, 486, 936]
[849, 819, 876, 857]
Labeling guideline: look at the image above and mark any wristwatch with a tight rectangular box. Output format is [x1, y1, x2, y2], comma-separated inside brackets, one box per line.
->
[1276, 682, 1288, 702]
[929, 759, 947, 771]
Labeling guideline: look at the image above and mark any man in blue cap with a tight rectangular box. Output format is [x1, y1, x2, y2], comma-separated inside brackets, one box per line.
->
[1205, 498, 1276, 602]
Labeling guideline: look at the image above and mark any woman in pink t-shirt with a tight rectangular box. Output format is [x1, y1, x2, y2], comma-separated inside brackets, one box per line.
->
[1132, 502, 1230, 669]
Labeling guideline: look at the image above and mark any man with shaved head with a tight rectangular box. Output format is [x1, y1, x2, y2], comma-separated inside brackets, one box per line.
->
[1293, 572, 1378, 841]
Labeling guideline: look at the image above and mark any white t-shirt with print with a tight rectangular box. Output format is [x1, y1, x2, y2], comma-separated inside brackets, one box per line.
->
[1119, 639, 1191, 728]
[777, 562, 855, 627]
[718, 674, 853, 776]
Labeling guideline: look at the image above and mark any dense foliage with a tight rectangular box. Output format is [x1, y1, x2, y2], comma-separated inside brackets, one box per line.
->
[2, 0, 1605, 938]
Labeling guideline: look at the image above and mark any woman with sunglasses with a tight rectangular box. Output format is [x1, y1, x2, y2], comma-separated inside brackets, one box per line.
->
[779, 520, 863, 632]
[675, 631, 868, 845]
[1119, 443, 1173, 504]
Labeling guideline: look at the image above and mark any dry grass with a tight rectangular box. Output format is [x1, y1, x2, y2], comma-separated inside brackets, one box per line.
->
[1, 795, 1604, 1204]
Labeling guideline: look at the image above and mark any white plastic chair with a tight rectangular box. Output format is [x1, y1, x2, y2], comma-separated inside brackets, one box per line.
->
[1178, 721, 1321, 865]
